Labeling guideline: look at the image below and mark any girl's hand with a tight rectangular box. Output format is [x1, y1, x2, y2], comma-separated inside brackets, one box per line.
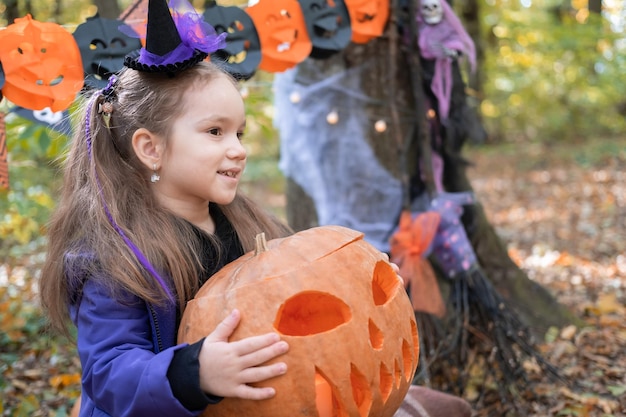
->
[198, 309, 289, 400]
[381, 252, 403, 284]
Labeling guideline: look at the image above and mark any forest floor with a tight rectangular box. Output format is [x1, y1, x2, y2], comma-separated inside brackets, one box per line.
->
[461, 138, 626, 416]
[1, 138, 625, 416]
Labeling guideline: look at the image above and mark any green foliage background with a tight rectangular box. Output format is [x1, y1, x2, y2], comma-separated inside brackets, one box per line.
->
[478, 0, 625, 141]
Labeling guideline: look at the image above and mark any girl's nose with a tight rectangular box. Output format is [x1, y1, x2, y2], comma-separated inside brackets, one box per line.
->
[226, 135, 247, 160]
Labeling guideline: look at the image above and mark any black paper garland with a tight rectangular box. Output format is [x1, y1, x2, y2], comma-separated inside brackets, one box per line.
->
[73, 15, 142, 88]
[203, 2, 262, 80]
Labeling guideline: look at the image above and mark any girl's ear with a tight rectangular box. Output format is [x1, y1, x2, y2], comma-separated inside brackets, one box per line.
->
[132, 128, 164, 170]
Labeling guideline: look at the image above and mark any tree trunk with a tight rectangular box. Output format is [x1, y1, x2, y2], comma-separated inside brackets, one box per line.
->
[93, 0, 121, 19]
[281, 17, 579, 336]
[3, 0, 20, 23]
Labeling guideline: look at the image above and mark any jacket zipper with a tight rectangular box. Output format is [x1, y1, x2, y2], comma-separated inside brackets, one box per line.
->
[148, 304, 164, 353]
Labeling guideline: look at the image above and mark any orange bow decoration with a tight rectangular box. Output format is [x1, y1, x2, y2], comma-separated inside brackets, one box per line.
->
[389, 210, 445, 317]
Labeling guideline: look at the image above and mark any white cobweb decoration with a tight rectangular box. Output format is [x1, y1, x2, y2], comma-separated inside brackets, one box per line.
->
[273, 64, 403, 252]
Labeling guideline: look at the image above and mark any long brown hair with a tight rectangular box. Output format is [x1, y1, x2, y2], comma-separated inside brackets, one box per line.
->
[40, 62, 291, 334]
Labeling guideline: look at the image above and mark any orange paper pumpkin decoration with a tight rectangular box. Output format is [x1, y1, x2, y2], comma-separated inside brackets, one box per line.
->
[345, 0, 390, 44]
[246, 0, 312, 73]
[179, 225, 419, 417]
[0, 15, 83, 112]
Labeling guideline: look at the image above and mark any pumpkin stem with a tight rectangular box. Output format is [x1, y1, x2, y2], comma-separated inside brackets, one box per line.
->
[254, 232, 268, 255]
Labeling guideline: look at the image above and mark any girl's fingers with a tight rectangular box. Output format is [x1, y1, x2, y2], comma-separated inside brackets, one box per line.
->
[206, 309, 241, 342]
[238, 361, 287, 384]
[234, 385, 277, 401]
[232, 332, 285, 357]
[236, 339, 289, 369]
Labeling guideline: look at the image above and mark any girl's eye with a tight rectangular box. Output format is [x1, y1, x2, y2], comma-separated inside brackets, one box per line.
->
[208, 128, 222, 136]
[237, 131, 245, 140]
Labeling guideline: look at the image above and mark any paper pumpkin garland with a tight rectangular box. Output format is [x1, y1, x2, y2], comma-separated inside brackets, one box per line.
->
[299, 0, 353, 58]
[246, 0, 312, 73]
[345, 0, 390, 44]
[179, 226, 419, 417]
[0, 15, 84, 112]
[203, 2, 262, 80]
[73, 15, 142, 88]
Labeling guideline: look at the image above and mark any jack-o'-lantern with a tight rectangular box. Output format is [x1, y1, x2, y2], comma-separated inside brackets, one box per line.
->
[246, 0, 312, 73]
[0, 15, 83, 112]
[203, 2, 262, 80]
[344, 0, 389, 44]
[179, 225, 419, 417]
[73, 15, 142, 88]
[299, 0, 352, 58]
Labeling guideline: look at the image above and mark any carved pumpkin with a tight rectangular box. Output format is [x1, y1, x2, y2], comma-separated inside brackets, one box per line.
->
[0, 15, 83, 112]
[246, 0, 312, 73]
[179, 225, 419, 417]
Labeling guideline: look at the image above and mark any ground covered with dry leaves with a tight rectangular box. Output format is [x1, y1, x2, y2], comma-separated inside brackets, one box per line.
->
[1, 139, 625, 416]
[463, 139, 626, 417]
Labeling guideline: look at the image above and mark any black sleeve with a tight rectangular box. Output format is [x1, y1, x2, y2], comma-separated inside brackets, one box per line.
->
[167, 338, 223, 410]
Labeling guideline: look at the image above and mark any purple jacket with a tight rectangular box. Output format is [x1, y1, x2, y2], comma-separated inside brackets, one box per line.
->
[70, 273, 205, 417]
[68, 205, 242, 416]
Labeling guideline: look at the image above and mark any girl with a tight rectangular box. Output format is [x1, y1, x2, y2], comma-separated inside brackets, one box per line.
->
[39, 2, 292, 412]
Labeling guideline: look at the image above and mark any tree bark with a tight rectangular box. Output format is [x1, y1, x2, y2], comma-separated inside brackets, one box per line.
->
[93, 0, 121, 19]
[3, 0, 20, 23]
[283, 16, 580, 336]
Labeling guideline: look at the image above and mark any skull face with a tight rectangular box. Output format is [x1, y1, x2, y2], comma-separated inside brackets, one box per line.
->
[179, 226, 419, 417]
[421, 0, 443, 25]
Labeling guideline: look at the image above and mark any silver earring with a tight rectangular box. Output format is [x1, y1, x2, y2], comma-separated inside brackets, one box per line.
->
[150, 164, 160, 183]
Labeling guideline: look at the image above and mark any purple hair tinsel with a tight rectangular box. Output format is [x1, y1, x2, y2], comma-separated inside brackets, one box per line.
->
[84, 77, 174, 302]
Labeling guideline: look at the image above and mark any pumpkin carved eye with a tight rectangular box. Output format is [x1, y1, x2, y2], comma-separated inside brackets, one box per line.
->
[274, 291, 351, 336]
[179, 226, 419, 417]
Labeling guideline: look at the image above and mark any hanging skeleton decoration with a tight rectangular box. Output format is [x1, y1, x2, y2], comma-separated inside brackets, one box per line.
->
[417, 0, 475, 121]
[420, 0, 443, 25]
[396, 0, 563, 399]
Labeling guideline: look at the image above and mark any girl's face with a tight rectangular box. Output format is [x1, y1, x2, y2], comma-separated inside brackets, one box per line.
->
[156, 75, 247, 209]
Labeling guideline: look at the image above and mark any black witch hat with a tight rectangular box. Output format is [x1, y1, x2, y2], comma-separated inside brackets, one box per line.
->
[123, 0, 226, 75]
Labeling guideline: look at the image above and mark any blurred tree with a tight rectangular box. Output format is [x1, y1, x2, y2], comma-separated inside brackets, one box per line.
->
[93, 0, 121, 18]
[3, 0, 20, 23]
[278, 0, 581, 400]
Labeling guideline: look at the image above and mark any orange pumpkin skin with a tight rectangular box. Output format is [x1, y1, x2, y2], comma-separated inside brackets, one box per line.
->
[178, 225, 419, 417]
